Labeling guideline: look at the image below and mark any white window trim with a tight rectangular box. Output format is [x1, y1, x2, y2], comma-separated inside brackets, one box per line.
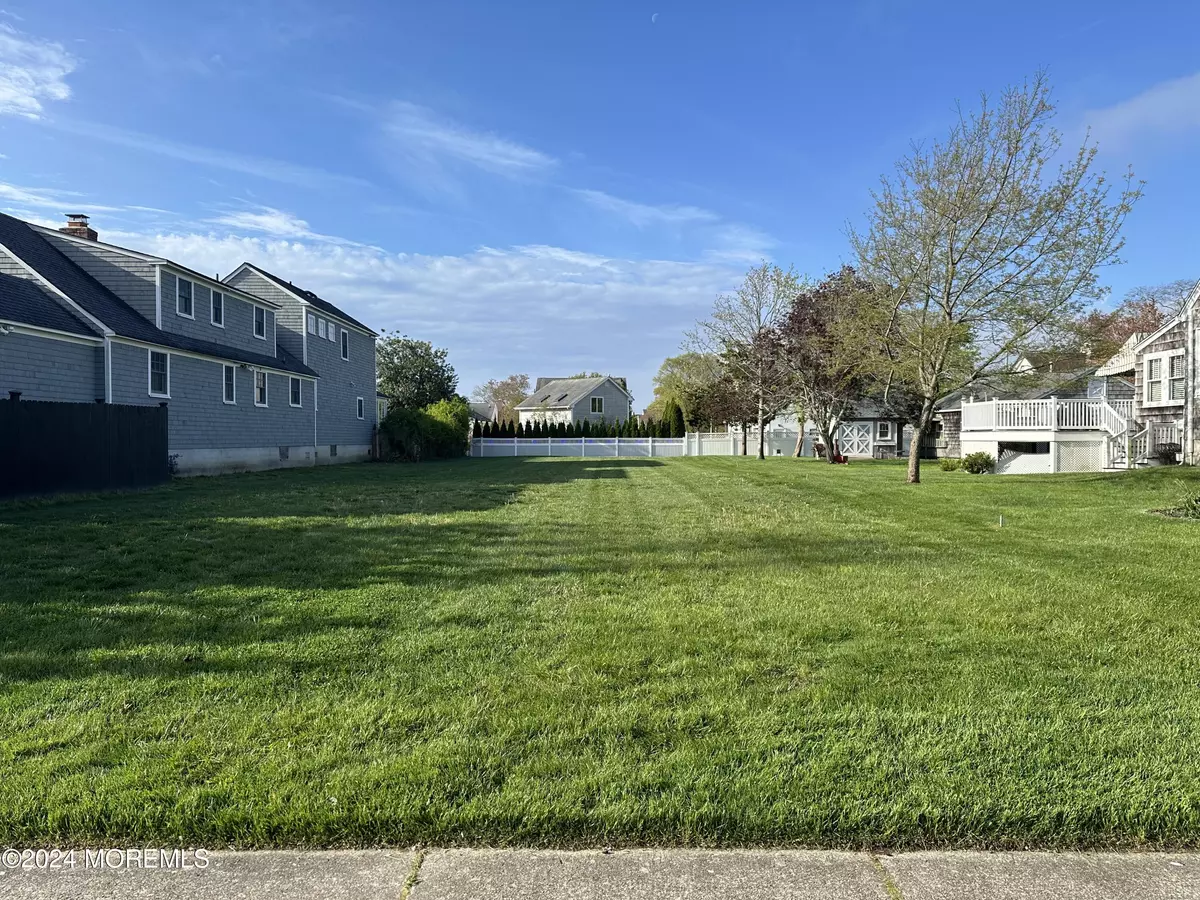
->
[877, 421, 893, 441]
[340, 328, 349, 360]
[318, 318, 326, 339]
[176, 277, 195, 319]
[211, 290, 225, 328]
[253, 306, 267, 340]
[356, 396, 365, 420]
[254, 370, 269, 407]
[290, 376, 303, 408]
[307, 313, 317, 335]
[1143, 350, 1185, 407]
[590, 396, 604, 414]
[222, 364, 237, 405]
[148, 350, 170, 399]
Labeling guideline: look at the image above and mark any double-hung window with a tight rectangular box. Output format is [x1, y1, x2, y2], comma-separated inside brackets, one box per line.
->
[290, 377, 302, 407]
[328, 323, 336, 343]
[318, 318, 326, 339]
[222, 364, 236, 404]
[176, 278, 194, 318]
[1145, 351, 1185, 405]
[254, 371, 268, 407]
[253, 306, 266, 339]
[211, 290, 224, 327]
[340, 329, 349, 360]
[590, 396, 603, 414]
[148, 351, 170, 397]
[307, 314, 317, 334]
[877, 421, 892, 441]
[1170, 355, 1186, 402]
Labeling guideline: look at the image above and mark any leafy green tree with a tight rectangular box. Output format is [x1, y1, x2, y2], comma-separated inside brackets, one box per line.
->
[471, 374, 530, 423]
[376, 332, 458, 409]
[851, 72, 1141, 483]
[661, 399, 686, 438]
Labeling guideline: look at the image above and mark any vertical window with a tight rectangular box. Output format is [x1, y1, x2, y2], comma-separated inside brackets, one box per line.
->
[328, 324, 336, 342]
[223, 364, 236, 404]
[877, 421, 892, 441]
[211, 290, 224, 326]
[177, 278, 194, 317]
[318, 319, 326, 339]
[357, 396, 365, 419]
[148, 351, 169, 397]
[1169, 355, 1186, 402]
[340, 329, 349, 360]
[254, 306, 266, 339]
[307, 314, 317, 334]
[255, 371, 268, 406]
[290, 377, 302, 407]
[590, 396, 603, 414]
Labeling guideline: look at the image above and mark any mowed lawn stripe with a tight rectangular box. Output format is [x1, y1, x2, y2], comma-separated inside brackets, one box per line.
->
[0, 458, 1199, 847]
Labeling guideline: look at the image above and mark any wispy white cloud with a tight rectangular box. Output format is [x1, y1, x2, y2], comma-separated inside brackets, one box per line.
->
[0, 23, 75, 118]
[46, 119, 370, 190]
[103, 222, 743, 403]
[704, 222, 777, 265]
[206, 205, 368, 247]
[1086, 71, 1200, 149]
[376, 100, 556, 197]
[574, 188, 719, 227]
[385, 100, 557, 175]
[0, 180, 157, 216]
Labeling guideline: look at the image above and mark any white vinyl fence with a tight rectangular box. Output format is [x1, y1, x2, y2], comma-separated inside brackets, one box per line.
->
[471, 430, 811, 459]
[472, 437, 686, 458]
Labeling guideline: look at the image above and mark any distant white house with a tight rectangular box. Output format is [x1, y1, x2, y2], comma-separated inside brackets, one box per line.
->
[515, 376, 633, 426]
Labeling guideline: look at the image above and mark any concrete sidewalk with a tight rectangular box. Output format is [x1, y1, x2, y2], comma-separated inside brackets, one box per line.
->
[3, 848, 1199, 899]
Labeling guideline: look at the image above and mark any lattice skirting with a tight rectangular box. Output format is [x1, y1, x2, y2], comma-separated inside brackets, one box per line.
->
[1056, 440, 1103, 473]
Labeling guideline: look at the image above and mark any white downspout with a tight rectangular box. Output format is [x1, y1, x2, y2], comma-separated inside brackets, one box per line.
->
[313, 380, 319, 465]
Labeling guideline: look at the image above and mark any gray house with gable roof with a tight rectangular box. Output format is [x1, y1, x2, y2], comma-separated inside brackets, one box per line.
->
[515, 376, 633, 426]
[0, 212, 378, 475]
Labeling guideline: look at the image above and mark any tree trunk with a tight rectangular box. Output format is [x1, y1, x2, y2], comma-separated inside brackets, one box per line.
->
[793, 430, 804, 457]
[756, 394, 766, 459]
[741, 423, 748, 455]
[906, 397, 935, 484]
[906, 425, 922, 483]
[817, 420, 838, 464]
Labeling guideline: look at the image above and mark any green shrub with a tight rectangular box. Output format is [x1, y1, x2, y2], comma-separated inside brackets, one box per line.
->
[939, 457, 962, 472]
[381, 397, 470, 462]
[961, 451, 995, 475]
[1176, 482, 1200, 520]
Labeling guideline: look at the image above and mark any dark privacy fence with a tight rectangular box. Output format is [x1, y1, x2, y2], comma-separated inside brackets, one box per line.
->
[0, 396, 169, 498]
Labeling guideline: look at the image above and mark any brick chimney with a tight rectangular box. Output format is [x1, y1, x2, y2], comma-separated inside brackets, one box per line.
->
[60, 213, 98, 241]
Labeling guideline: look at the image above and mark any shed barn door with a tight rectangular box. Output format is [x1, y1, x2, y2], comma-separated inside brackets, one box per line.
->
[837, 422, 872, 456]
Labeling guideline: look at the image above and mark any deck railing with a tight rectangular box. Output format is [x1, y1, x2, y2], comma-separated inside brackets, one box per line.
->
[961, 398, 1132, 434]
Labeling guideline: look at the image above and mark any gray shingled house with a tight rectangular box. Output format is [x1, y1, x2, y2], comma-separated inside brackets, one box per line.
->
[0, 212, 378, 475]
[515, 376, 633, 426]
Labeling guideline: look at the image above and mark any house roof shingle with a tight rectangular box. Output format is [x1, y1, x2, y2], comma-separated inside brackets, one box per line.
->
[0, 272, 100, 337]
[235, 263, 377, 335]
[516, 376, 628, 410]
[0, 213, 316, 377]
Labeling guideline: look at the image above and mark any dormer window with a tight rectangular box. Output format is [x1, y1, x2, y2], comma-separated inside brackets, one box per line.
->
[254, 306, 266, 339]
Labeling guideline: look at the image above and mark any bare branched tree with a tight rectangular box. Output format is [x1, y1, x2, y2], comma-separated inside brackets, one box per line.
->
[688, 262, 803, 459]
[852, 72, 1142, 483]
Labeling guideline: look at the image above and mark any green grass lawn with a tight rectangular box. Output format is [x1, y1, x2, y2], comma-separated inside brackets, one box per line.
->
[2, 458, 1200, 849]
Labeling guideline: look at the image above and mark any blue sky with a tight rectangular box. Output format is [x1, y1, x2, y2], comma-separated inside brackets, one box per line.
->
[1, 0, 1198, 408]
